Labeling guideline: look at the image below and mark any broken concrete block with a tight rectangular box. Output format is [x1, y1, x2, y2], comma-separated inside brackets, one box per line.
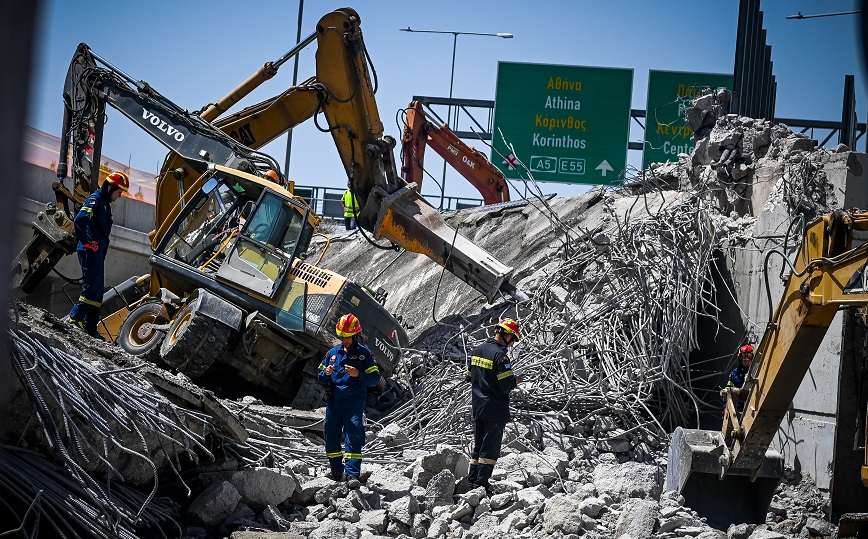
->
[376, 422, 410, 447]
[308, 519, 361, 539]
[805, 517, 833, 537]
[367, 466, 412, 494]
[591, 460, 662, 501]
[231, 467, 298, 507]
[515, 484, 553, 508]
[424, 469, 456, 507]
[290, 476, 334, 505]
[259, 504, 290, 531]
[410, 446, 470, 486]
[468, 513, 499, 538]
[387, 494, 419, 526]
[472, 496, 491, 522]
[359, 508, 388, 534]
[543, 494, 584, 534]
[746, 529, 789, 539]
[489, 491, 514, 510]
[726, 524, 756, 539]
[427, 517, 449, 539]
[186, 480, 241, 528]
[334, 497, 360, 523]
[460, 486, 487, 507]
[781, 135, 816, 157]
[578, 496, 604, 518]
[450, 501, 473, 521]
[614, 498, 659, 539]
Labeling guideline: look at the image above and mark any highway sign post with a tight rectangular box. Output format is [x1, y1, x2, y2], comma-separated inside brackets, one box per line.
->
[643, 70, 733, 168]
[492, 61, 633, 186]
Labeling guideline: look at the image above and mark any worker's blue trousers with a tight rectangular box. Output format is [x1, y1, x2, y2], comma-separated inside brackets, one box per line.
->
[68, 250, 105, 334]
[324, 399, 365, 479]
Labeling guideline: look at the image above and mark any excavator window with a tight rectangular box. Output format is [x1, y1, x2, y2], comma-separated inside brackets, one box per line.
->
[241, 192, 308, 257]
[158, 174, 244, 268]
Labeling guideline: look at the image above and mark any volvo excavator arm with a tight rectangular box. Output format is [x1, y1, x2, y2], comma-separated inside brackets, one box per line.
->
[172, 9, 525, 302]
[12, 43, 276, 293]
[401, 100, 510, 205]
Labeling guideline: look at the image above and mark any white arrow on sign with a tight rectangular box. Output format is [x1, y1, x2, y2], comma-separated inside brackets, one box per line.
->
[596, 160, 613, 177]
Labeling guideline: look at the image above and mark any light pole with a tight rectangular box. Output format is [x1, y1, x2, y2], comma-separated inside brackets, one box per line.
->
[283, 0, 305, 182]
[400, 27, 512, 209]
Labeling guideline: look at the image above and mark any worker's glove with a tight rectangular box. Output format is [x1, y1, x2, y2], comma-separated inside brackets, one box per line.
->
[83, 241, 99, 253]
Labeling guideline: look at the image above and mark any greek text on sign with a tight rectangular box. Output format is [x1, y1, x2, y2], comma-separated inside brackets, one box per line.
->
[493, 62, 632, 186]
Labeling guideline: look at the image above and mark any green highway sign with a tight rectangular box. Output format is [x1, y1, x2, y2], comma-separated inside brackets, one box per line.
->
[643, 70, 733, 168]
[492, 61, 633, 186]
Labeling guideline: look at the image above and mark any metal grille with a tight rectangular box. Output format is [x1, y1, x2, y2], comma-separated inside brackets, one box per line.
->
[304, 293, 328, 325]
[291, 262, 332, 289]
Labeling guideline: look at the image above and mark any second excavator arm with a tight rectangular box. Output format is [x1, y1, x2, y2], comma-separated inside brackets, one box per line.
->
[721, 210, 868, 473]
[401, 100, 511, 205]
[666, 210, 868, 527]
[182, 8, 525, 302]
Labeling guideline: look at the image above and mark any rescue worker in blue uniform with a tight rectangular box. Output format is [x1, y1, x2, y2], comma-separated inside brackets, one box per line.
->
[725, 344, 754, 414]
[467, 318, 523, 491]
[67, 171, 129, 339]
[318, 313, 380, 489]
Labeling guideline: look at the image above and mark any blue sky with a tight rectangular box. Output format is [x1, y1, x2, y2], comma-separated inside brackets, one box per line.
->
[28, 0, 865, 203]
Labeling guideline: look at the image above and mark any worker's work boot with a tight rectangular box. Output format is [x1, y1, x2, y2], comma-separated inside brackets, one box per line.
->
[346, 477, 361, 490]
[328, 470, 345, 482]
[468, 463, 479, 487]
[474, 463, 495, 494]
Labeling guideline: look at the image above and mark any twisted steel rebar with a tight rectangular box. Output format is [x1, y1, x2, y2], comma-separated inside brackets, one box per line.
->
[4, 326, 212, 537]
[365, 179, 741, 459]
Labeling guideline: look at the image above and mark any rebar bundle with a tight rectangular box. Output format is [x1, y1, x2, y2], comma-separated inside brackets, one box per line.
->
[367, 181, 733, 457]
[4, 326, 214, 537]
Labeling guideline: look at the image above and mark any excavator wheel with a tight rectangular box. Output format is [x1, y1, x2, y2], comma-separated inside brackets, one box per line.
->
[160, 297, 232, 380]
[289, 373, 326, 410]
[117, 302, 166, 363]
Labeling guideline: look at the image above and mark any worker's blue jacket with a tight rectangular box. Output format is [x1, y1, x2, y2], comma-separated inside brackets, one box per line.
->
[318, 341, 381, 402]
[74, 190, 113, 255]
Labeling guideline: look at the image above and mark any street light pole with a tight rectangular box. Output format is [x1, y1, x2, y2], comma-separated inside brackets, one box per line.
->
[283, 0, 305, 182]
[400, 27, 512, 209]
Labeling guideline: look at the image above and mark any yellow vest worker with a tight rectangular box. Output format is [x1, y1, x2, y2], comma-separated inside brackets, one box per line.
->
[341, 190, 360, 230]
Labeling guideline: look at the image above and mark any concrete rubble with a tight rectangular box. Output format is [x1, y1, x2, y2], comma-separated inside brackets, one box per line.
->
[0, 88, 855, 537]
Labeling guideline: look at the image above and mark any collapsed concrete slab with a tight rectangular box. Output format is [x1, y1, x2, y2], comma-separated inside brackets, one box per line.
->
[3, 87, 862, 536]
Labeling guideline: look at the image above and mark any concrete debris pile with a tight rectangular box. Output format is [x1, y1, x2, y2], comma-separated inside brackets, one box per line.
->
[1, 88, 853, 537]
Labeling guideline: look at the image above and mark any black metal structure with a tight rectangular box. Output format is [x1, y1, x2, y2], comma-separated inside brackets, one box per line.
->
[841, 74, 858, 148]
[733, 0, 777, 120]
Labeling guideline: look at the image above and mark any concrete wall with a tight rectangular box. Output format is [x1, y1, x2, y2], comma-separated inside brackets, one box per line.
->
[14, 162, 153, 316]
[728, 151, 868, 491]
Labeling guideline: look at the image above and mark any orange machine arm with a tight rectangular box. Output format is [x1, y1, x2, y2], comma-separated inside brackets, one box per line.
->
[401, 101, 510, 205]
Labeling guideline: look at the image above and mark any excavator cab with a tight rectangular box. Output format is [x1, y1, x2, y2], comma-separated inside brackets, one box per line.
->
[151, 166, 315, 331]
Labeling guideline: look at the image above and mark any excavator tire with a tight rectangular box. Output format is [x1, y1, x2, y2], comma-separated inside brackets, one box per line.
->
[290, 374, 326, 410]
[117, 302, 166, 364]
[160, 299, 232, 380]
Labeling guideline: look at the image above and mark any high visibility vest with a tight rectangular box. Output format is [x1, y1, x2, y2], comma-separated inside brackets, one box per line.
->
[342, 190, 359, 218]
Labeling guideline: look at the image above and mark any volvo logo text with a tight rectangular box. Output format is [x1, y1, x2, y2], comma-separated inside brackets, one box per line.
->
[142, 109, 185, 142]
[374, 337, 396, 365]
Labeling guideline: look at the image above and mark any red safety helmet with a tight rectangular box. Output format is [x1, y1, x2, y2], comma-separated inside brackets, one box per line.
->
[738, 344, 754, 358]
[105, 171, 130, 193]
[336, 314, 362, 338]
[496, 318, 520, 341]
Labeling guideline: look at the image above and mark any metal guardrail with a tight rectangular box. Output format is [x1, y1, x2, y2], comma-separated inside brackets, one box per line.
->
[291, 184, 483, 220]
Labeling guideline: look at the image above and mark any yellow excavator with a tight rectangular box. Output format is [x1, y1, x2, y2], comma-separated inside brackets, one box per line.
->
[12, 8, 524, 406]
[667, 210, 868, 532]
